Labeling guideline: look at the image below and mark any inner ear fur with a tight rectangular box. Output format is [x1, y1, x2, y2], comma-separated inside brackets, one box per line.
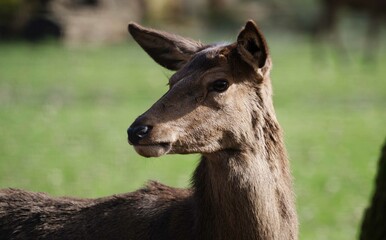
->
[237, 20, 270, 70]
[128, 23, 205, 71]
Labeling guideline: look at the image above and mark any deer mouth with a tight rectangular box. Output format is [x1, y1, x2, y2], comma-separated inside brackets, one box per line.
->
[132, 142, 172, 158]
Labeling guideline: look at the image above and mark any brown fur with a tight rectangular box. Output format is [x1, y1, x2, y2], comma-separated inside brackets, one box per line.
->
[0, 21, 298, 240]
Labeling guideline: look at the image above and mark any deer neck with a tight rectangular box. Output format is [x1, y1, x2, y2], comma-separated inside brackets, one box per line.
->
[192, 111, 298, 240]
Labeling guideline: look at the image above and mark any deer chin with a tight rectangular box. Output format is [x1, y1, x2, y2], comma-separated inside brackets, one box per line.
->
[133, 143, 172, 158]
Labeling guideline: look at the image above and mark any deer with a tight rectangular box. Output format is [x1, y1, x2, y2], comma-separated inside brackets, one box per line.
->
[360, 139, 386, 240]
[313, 0, 386, 59]
[0, 20, 298, 240]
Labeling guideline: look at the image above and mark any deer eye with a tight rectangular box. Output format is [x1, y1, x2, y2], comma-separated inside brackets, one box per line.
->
[210, 79, 229, 93]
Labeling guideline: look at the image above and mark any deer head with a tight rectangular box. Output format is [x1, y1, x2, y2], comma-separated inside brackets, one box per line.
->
[127, 21, 273, 158]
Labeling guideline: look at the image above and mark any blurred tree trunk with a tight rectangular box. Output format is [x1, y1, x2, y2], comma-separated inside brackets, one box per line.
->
[207, 0, 228, 24]
[206, 0, 239, 27]
[360, 139, 386, 240]
[138, 0, 148, 23]
[208, 0, 226, 14]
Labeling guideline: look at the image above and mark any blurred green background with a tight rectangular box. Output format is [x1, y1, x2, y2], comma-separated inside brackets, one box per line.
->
[0, 0, 386, 240]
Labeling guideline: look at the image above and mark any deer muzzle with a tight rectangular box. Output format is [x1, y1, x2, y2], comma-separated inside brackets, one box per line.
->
[127, 123, 172, 157]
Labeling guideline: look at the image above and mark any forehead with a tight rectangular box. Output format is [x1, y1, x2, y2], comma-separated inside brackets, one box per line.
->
[169, 44, 230, 85]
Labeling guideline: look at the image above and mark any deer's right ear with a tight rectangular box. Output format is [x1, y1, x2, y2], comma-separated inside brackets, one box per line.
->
[128, 23, 204, 71]
[237, 21, 270, 74]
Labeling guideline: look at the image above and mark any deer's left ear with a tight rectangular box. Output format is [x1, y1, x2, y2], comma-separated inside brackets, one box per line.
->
[237, 20, 270, 72]
[129, 23, 204, 71]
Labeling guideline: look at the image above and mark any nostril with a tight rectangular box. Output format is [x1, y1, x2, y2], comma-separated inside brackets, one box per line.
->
[135, 126, 150, 138]
[127, 125, 152, 145]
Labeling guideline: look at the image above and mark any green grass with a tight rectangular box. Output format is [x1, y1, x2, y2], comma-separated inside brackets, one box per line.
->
[0, 34, 385, 240]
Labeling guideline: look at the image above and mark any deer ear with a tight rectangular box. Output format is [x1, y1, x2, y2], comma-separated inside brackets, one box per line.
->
[128, 23, 204, 71]
[237, 20, 270, 70]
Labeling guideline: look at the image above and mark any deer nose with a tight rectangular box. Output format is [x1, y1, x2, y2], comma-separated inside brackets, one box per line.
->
[127, 125, 152, 145]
